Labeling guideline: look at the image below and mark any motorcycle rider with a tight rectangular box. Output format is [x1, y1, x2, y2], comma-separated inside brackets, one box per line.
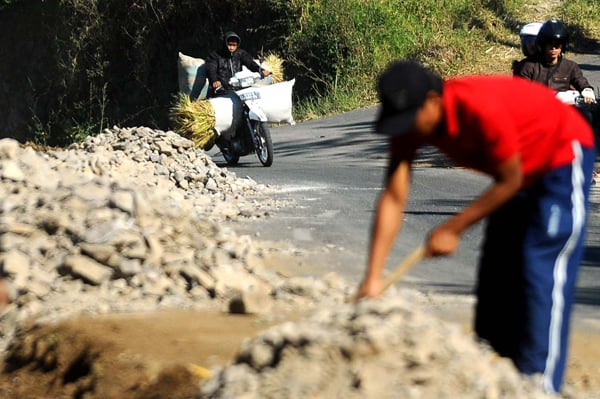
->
[514, 19, 596, 104]
[206, 31, 270, 97]
[511, 22, 543, 76]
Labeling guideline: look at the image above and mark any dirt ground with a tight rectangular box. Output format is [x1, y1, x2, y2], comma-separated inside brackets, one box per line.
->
[0, 299, 597, 399]
[0, 310, 281, 399]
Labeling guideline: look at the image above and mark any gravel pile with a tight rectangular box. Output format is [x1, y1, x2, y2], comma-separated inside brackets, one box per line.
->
[0, 127, 565, 398]
[200, 296, 552, 399]
[0, 128, 347, 352]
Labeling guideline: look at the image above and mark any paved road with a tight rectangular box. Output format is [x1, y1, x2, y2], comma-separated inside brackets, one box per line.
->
[208, 53, 600, 330]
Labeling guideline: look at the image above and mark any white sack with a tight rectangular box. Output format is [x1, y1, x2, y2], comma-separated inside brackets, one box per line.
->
[236, 79, 295, 125]
[206, 79, 295, 140]
[207, 93, 243, 140]
[178, 52, 210, 100]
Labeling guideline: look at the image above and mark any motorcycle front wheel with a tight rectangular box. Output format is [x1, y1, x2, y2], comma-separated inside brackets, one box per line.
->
[253, 121, 274, 167]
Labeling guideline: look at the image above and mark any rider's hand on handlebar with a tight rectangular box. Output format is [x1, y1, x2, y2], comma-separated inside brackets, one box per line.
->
[582, 88, 596, 104]
[212, 81, 222, 89]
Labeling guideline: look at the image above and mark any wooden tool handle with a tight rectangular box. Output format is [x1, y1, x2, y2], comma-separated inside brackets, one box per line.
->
[379, 244, 426, 294]
[348, 244, 426, 303]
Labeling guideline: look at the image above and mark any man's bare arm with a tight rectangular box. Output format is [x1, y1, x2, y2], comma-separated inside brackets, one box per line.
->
[356, 159, 411, 298]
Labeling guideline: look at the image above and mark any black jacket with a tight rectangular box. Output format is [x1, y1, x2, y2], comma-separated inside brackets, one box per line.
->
[206, 44, 261, 92]
[514, 56, 592, 92]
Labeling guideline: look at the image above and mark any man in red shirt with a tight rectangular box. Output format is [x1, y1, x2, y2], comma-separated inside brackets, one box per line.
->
[355, 60, 595, 393]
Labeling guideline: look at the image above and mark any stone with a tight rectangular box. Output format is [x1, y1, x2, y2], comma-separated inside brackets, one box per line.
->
[1, 249, 30, 276]
[0, 138, 20, 159]
[228, 286, 273, 315]
[62, 255, 113, 285]
[0, 160, 25, 181]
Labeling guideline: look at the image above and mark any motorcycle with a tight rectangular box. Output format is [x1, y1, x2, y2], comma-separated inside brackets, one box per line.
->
[214, 70, 274, 167]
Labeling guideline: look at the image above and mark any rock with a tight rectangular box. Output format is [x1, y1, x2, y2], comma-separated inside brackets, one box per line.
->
[1, 249, 30, 277]
[0, 160, 25, 181]
[0, 139, 20, 159]
[228, 286, 273, 315]
[61, 255, 113, 285]
[203, 297, 553, 399]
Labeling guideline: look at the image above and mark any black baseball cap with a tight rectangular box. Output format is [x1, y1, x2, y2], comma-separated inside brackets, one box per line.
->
[376, 60, 442, 136]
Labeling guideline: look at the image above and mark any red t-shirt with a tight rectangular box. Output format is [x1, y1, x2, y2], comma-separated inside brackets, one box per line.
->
[391, 76, 594, 187]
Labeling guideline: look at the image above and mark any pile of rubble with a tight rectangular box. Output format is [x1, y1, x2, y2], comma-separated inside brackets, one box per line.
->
[200, 296, 553, 399]
[0, 128, 346, 353]
[0, 128, 563, 398]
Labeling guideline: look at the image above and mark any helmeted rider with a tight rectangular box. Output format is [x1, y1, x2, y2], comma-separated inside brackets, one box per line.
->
[514, 19, 595, 103]
[205, 31, 270, 97]
[512, 22, 543, 75]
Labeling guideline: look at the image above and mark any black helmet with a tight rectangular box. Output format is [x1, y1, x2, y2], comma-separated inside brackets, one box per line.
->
[224, 31, 241, 46]
[536, 19, 569, 52]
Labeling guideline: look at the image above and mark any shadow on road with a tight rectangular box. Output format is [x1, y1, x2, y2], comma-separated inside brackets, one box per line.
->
[582, 246, 600, 267]
[274, 118, 389, 162]
[578, 63, 600, 72]
[576, 287, 600, 306]
[417, 282, 474, 296]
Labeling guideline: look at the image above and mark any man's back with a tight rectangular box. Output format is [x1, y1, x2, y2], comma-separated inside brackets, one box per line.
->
[393, 75, 595, 186]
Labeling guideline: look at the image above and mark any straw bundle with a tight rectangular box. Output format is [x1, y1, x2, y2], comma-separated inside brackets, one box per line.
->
[170, 93, 218, 150]
[262, 54, 284, 83]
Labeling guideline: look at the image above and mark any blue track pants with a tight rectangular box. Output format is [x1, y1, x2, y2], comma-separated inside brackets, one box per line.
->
[474, 141, 595, 393]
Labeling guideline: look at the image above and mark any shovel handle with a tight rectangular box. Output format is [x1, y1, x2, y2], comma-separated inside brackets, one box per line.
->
[379, 244, 426, 295]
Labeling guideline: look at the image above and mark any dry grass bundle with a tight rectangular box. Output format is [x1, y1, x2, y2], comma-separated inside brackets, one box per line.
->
[262, 54, 284, 83]
[170, 93, 218, 150]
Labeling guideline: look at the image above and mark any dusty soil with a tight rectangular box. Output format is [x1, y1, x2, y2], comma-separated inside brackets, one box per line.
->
[0, 310, 286, 399]
[0, 294, 597, 399]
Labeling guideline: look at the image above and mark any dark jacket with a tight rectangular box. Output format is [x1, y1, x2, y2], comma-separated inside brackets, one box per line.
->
[206, 44, 261, 92]
[515, 56, 592, 92]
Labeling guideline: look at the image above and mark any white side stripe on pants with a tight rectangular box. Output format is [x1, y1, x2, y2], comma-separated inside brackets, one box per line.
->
[543, 141, 585, 393]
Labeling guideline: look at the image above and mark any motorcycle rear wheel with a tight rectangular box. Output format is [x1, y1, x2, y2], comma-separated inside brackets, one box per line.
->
[253, 121, 273, 167]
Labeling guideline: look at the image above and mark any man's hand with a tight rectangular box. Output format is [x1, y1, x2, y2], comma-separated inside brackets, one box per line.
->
[582, 88, 596, 104]
[354, 277, 383, 302]
[424, 155, 522, 258]
[261, 69, 270, 78]
[426, 226, 460, 257]
[212, 81, 222, 89]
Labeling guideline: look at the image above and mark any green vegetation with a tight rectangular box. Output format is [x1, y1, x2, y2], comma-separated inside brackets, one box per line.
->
[0, 0, 21, 10]
[284, 0, 600, 121]
[279, 0, 528, 120]
[0, 0, 598, 145]
[561, 0, 600, 43]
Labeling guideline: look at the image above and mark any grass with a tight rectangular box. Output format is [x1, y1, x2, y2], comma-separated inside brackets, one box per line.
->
[288, 0, 526, 121]
[289, 0, 600, 123]
[560, 1, 600, 48]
